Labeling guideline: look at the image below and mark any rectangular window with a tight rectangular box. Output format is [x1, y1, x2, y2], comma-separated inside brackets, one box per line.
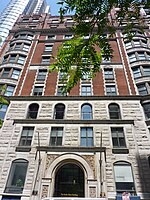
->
[19, 127, 34, 146]
[80, 127, 93, 147]
[41, 56, 51, 64]
[11, 69, 20, 79]
[143, 67, 150, 76]
[104, 68, 114, 80]
[17, 55, 26, 64]
[33, 86, 43, 96]
[106, 85, 117, 95]
[81, 85, 92, 96]
[45, 44, 53, 52]
[1, 68, 11, 78]
[128, 54, 136, 62]
[132, 67, 141, 78]
[138, 53, 146, 60]
[22, 44, 30, 51]
[64, 34, 73, 39]
[50, 127, 63, 146]
[137, 84, 148, 95]
[125, 42, 132, 49]
[111, 127, 126, 148]
[57, 86, 67, 96]
[0, 104, 8, 120]
[47, 35, 56, 40]
[9, 55, 16, 63]
[5, 85, 15, 96]
[37, 69, 47, 81]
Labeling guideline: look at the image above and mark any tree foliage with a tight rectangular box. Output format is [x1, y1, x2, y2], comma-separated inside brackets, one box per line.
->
[50, 0, 149, 93]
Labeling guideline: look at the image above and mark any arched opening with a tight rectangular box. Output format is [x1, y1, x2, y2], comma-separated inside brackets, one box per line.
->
[54, 103, 65, 119]
[27, 103, 39, 119]
[54, 163, 85, 197]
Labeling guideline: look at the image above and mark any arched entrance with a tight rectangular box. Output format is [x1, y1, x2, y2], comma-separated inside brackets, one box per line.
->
[54, 163, 84, 197]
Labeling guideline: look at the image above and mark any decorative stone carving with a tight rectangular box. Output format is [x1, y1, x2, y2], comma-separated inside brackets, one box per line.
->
[89, 186, 96, 198]
[45, 154, 58, 171]
[41, 185, 49, 198]
[82, 155, 95, 178]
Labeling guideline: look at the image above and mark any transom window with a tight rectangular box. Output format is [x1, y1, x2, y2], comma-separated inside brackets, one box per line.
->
[5, 159, 28, 193]
[19, 127, 34, 146]
[111, 127, 126, 148]
[50, 127, 63, 146]
[81, 104, 92, 120]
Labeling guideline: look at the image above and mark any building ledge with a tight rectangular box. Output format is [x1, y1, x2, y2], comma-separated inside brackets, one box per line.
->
[112, 148, 129, 154]
[13, 119, 134, 125]
[15, 146, 31, 152]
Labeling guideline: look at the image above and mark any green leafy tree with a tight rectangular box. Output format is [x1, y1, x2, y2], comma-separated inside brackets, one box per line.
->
[50, 0, 149, 93]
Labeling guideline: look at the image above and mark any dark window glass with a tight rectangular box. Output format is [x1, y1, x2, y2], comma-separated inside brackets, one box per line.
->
[50, 127, 63, 146]
[111, 127, 126, 148]
[109, 103, 121, 119]
[137, 84, 148, 95]
[5, 159, 28, 194]
[106, 85, 117, 95]
[27, 103, 39, 119]
[104, 69, 114, 79]
[54, 103, 65, 119]
[19, 127, 34, 146]
[81, 104, 92, 120]
[143, 103, 150, 119]
[33, 86, 43, 96]
[1, 68, 11, 78]
[37, 69, 47, 81]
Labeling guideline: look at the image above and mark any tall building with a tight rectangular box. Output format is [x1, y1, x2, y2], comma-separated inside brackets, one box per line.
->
[0, 6, 150, 200]
[0, 0, 50, 49]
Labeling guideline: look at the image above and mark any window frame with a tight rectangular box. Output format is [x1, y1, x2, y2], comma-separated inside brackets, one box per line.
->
[19, 127, 34, 146]
[81, 104, 92, 120]
[50, 127, 63, 146]
[80, 127, 94, 147]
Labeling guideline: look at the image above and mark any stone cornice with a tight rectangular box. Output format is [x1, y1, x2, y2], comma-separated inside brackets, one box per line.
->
[13, 119, 134, 125]
[9, 95, 145, 101]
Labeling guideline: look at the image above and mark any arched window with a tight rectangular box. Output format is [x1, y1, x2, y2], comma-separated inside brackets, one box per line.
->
[54, 103, 65, 119]
[5, 159, 28, 193]
[81, 104, 92, 120]
[27, 103, 39, 119]
[109, 103, 121, 119]
[114, 161, 135, 195]
[143, 103, 150, 119]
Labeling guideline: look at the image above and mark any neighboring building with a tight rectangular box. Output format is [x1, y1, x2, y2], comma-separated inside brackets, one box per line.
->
[0, 0, 50, 49]
[0, 7, 150, 200]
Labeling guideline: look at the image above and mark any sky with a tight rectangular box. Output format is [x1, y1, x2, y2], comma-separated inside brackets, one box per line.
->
[0, 0, 61, 15]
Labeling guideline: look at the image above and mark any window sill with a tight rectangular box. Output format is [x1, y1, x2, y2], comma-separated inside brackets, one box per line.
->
[16, 146, 31, 152]
[112, 148, 129, 154]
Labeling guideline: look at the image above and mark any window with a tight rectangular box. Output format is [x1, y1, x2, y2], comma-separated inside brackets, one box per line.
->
[114, 161, 135, 194]
[81, 104, 92, 120]
[45, 44, 53, 52]
[81, 85, 92, 96]
[128, 53, 136, 62]
[106, 85, 117, 96]
[80, 127, 93, 147]
[50, 127, 63, 146]
[64, 34, 73, 39]
[5, 85, 15, 96]
[132, 67, 141, 78]
[138, 52, 146, 60]
[137, 84, 148, 95]
[36, 69, 47, 81]
[109, 103, 121, 119]
[1, 68, 10, 78]
[27, 103, 39, 119]
[104, 68, 114, 80]
[22, 44, 30, 51]
[111, 127, 126, 148]
[19, 127, 34, 146]
[41, 56, 51, 64]
[17, 55, 26, 64]
[0, 104, 8, 120]
[143, 103, 150, 119]
[54, 103, 65, 119]
[47, 35, 55, 40]
[5, 159, 28, 193]
[125, 41, 132, 49]
[11, 69, 21, 79]
[143, 67, 150, 76]
[33, 86, 43, 96]
[9, 55, 16, 63]
[57, 86, 67, 96]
